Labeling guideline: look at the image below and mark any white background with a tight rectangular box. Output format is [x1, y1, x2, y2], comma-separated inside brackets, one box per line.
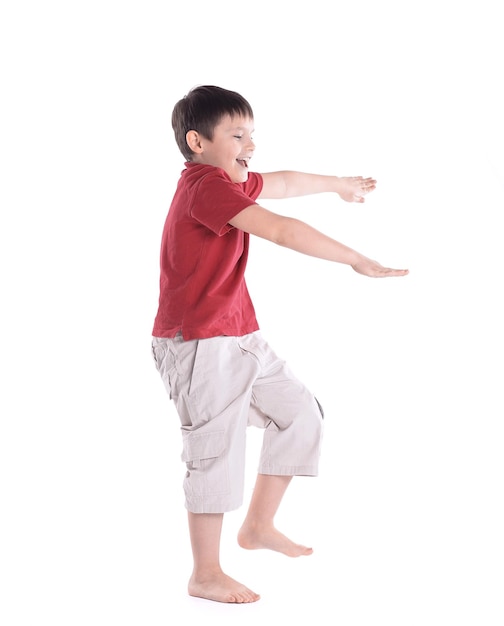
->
[1, 1, 503, 624]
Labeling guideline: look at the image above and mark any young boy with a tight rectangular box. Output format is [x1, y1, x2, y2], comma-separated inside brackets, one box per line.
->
[151, 85, 408, 604]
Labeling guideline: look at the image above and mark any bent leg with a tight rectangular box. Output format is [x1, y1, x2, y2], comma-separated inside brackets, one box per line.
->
[238, 474, 313, 557]
[188, 512, 260, 603]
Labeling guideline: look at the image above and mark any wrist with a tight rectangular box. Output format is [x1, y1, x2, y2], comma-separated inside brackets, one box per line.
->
[348, 250, 366, 268]
[331, 176, 343, 193]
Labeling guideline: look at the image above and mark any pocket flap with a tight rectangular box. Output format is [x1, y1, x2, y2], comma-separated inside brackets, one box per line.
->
[181, 430, 225, 463]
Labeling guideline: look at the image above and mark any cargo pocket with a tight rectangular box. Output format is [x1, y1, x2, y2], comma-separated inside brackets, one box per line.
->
[181, 430, 230, 497]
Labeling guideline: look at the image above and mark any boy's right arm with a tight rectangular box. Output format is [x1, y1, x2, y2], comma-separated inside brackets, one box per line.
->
[259, 171, 376, 203]
[228, 204, 409, 278]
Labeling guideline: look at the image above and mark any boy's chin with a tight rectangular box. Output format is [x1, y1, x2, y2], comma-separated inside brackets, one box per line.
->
[232, 169, 249, 183]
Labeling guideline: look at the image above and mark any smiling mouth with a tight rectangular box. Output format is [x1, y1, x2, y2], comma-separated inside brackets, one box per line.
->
[237, 158, 249, 168]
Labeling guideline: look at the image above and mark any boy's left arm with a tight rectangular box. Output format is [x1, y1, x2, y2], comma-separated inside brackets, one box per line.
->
[258, 171, 376, 203]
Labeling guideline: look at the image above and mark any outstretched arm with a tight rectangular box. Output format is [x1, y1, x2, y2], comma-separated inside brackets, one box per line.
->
[228, 204, 409, 278]
[258, 171, 376, 203]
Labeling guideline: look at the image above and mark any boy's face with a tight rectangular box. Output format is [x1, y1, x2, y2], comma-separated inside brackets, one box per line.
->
[191, 115, 255, 183]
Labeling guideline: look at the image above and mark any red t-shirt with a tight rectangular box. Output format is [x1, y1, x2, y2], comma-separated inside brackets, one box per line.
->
[152, 162, 264, 339]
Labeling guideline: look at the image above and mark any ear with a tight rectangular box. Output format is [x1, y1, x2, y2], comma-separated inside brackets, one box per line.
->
[186, 130, 203, 155]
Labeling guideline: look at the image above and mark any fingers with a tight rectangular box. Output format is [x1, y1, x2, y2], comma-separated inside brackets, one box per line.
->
[358, 177, 376, 194]
[352, 260, 409, 278]
[351, 176, 376, 202]
[373, 268, 409, 277]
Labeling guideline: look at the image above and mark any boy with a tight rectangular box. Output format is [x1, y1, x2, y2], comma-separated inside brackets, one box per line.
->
[151, 85, 408, 604]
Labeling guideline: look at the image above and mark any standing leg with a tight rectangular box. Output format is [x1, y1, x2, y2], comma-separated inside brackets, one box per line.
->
[187, 512, 260, 603]
[238, 474, 313, 557]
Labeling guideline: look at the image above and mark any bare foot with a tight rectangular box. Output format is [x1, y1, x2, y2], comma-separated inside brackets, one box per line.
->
[237, 523, 313, 557]
[188, 570, 260, 604]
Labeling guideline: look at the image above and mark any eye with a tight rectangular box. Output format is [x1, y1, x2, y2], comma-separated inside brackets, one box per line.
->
[233, 135, 243, 140]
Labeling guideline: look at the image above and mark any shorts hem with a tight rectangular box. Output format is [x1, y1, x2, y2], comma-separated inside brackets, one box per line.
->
[258, 465, 319, 477]
[185, 497, 243, 514]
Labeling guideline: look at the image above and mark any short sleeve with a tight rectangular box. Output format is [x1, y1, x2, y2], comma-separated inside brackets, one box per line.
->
[191, 170, 263, 236]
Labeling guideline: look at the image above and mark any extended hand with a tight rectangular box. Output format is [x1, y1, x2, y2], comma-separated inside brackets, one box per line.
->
[352, 256, 409, 278]
[338, 176, 376, 203]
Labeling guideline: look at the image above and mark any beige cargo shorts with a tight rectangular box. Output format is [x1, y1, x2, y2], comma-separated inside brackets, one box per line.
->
[152, 331, 324, 513]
